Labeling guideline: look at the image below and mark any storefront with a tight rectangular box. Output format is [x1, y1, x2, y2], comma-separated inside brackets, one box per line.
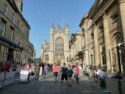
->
[0, 36, 22, 63]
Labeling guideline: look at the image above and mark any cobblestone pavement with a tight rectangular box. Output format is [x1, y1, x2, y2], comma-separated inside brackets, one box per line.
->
[0, 72, 110, 94]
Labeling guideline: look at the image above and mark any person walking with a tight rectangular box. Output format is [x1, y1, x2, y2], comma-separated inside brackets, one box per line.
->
[34, 63, 40, 81]
[67, 65, 73, 86]
[74, 63, 79, 84]
[43, 64, 48, 79]
[98, 68, 106, 88]
[52, 63, 59, 83]
[60, 63, 68, 85]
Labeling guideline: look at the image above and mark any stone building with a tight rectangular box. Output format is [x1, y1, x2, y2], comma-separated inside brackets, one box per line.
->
[41, 24, 70, 65]
[0, 0, 34, 64]
[80, 0, 125, 72]
[79, 14, 94, 66]
[69, 32, 82, 65]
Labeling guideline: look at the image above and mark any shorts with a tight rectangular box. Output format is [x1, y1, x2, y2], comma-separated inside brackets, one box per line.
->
[61, 74, 68, 80]
[68, 75, 72, 78]
[54, 72, 58, 77]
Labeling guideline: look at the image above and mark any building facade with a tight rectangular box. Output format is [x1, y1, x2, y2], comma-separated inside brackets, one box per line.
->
[41, 24, 70, 65]
[0, 0, 34, 64]
[69, 32, 82, 65]
[79, 14, 94, 67]
[79, 0, 125, 72]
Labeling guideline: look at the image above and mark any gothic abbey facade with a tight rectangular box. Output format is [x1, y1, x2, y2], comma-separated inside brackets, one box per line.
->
[41, 24, 70, 65]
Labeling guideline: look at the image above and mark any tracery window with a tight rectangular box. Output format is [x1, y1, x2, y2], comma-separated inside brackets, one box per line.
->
[55, 37, 64, 56]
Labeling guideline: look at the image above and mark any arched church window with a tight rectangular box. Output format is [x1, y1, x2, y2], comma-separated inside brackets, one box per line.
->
[45, 54, 49, 60]
[55, 37, 64, 56]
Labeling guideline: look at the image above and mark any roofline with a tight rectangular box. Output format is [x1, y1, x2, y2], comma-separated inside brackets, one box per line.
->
[7, 0, 30, 29]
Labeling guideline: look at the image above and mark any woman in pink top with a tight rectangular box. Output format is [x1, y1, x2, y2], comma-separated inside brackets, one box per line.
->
[74, 63, 79, 84]
[52, 63, 59, 83]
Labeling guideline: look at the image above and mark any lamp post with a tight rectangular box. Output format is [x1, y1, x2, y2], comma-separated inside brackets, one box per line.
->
[91, 54, 93, 66]
[67, 57, 68, 64]
[116, 43, 123, 74]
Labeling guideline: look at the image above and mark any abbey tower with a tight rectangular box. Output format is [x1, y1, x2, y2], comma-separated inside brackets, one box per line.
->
[41, 24, 70, 65]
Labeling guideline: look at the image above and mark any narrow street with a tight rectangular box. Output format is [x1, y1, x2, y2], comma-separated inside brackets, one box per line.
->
[0, 72, 110, 94]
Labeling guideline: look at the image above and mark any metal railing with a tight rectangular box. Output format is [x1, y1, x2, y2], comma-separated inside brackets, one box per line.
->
[106, 77, 122, 94]
[0, 71, 15, 88]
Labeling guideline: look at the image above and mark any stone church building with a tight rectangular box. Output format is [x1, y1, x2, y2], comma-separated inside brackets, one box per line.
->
[41, 24, 70, 65]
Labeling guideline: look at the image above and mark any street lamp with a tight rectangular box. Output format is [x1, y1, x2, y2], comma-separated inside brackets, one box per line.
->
[67, 57, 68, 64]
[116, 43, 124, 74]
[91, 54, 93, 66]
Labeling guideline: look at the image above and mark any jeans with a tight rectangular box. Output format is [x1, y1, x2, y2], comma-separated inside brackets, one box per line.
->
[74, 74, 79, 81]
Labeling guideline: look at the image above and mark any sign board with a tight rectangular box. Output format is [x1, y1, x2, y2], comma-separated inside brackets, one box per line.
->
[20, 70, 29, 82]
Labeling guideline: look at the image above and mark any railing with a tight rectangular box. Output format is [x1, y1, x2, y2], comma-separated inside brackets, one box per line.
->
[0, 71, 15, 88]
[121, 80, 125, 94]
[106, 77, 123, 94]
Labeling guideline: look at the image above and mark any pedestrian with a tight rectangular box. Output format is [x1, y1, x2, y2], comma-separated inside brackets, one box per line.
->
[4, 61, 10, 72]
[79, 64, 83, 77]
[24, 63, 30, 71]
[30, 63, 35, 80]
[113, 71, 123, 80]
[60, 63, 68, 85]
[34, 63, 40, 81]
[67, 65, 73, 86]
[98, 68, 106, 88]
[43, 64, 48, 79]
[52, 63, 59, 83]
[74, 63, 79, 84]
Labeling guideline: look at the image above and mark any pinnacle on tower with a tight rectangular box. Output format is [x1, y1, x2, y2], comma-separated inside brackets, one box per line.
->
[57, 24, 61, 30]
[65, 23, 69, 34]
[66, 23, 69, 29]
[51, 24, 54, 29]
[50, 24, 54, 34]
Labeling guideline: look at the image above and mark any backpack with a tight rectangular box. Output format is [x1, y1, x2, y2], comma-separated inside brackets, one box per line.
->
[68, 69, 73, 76]
[61, 67, 68, 74]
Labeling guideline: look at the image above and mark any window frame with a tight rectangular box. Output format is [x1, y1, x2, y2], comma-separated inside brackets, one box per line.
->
[2, 3, 8, 15]
[9, 26, 14, 41]
[55, 37, 64, 56]
[0, 21, 6, 36]
[11, 12, 15, 23]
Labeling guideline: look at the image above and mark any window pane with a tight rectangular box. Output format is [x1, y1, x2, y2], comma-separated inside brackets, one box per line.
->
[2, 3, 8, 15]
[9, 28, 14, 40]
[55, 38, 64, 56]
[0, 22, 5, 36]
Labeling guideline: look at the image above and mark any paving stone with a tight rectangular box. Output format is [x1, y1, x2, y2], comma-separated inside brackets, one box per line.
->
[0, 72, 111, 94]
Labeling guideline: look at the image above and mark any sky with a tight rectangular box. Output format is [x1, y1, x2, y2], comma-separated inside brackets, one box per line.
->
[23, 0, 95, 58]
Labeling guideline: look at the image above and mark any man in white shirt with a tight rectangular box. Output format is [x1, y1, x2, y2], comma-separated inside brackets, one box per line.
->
[99, 69, 106, 88]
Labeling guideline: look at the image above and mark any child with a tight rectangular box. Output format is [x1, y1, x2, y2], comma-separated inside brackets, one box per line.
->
[67, 65, 73, 86]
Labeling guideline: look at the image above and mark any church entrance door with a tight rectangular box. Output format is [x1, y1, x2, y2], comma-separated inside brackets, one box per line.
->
[57, 60, 61, 66]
